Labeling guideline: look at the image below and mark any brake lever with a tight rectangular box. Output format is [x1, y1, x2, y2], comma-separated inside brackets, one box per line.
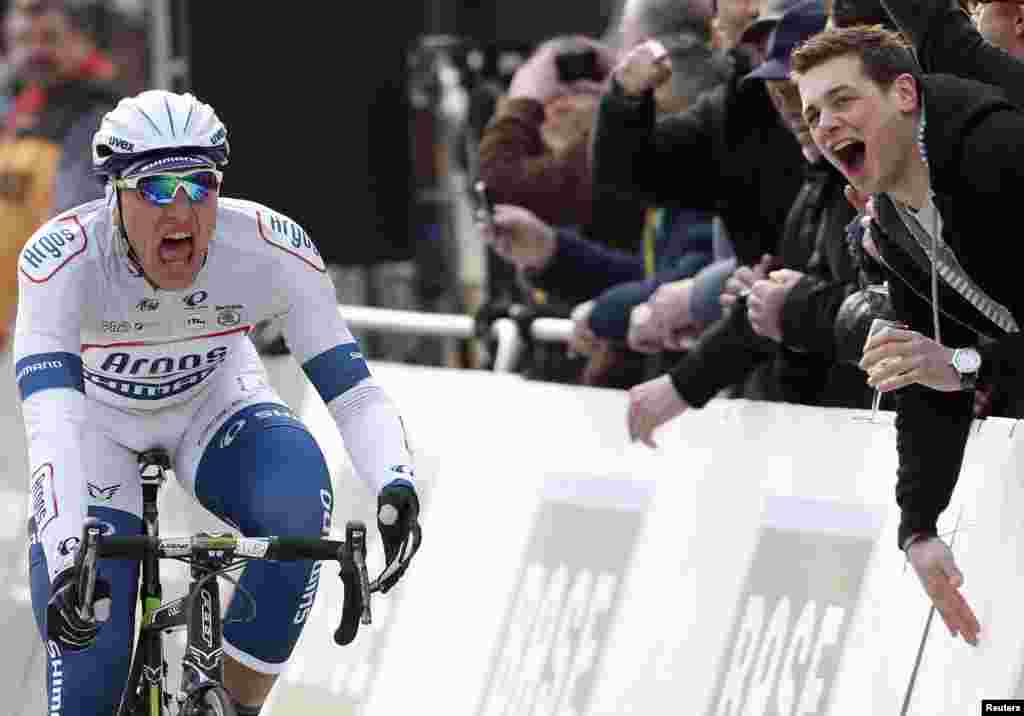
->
[76, 520, 102, 622]
[346, 521, 372, 625]
[334, 521, 370, 646]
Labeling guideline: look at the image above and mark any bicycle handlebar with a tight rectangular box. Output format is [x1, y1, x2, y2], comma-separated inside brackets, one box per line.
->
[78, 520, 378, 646]
[95, 535, 350, 562]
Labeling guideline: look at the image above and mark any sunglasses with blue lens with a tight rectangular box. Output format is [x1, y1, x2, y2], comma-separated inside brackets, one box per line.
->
[115, 169, 223, 206]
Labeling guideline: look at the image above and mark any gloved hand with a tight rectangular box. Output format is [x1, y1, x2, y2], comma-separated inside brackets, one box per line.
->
[376, 481, 421, 594]
[47, 567, 112, 652]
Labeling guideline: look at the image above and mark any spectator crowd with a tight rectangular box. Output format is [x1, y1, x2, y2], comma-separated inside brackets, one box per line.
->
[474, 0, 1024, 647]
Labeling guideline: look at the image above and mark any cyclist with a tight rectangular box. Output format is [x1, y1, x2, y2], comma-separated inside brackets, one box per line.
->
[15, 89, 422, 715]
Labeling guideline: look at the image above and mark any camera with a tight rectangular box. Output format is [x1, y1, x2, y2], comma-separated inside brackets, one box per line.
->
[555, 48, 603, 83]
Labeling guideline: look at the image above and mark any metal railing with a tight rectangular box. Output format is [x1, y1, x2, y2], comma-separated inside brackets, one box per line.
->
[337, 304, 572, 373]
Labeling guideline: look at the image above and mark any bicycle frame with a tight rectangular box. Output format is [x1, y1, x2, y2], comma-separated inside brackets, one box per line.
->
[116, 451, 241, 715]
[122, 536, 231, 716]
[72, 448, 417, 715]
[117, 450, 228, 716]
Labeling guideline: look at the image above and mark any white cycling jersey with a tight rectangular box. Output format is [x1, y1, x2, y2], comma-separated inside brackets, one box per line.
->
[14, 195, 415, 577]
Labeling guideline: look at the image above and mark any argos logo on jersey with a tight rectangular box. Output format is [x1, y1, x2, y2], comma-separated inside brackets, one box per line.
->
[98, 346, 228, 375]
[84, 346, 229, 400]
[20, 217, 88, 283]
[257, 211, 325, 272]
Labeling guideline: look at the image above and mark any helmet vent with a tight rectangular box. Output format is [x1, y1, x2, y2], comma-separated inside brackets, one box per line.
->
[134, 105, 164, 137]
[164, 96, 177, 137]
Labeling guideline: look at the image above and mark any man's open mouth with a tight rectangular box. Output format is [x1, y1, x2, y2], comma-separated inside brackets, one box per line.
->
[158, 232, 194, 264]
[831, 139, 866, 174]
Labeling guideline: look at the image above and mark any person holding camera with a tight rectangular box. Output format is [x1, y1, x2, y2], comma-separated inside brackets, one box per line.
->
[477, 2, 730, 381]
[477, 35, 634, 246]
[475, 35, 646, 386]
[477, 8, 720, 384]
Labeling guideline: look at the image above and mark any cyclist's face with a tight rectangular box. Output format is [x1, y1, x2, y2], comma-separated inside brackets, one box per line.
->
[119, 179, 219, 290]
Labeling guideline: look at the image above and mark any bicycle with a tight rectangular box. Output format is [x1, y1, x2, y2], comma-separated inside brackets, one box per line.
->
[71, 448, 421, 716]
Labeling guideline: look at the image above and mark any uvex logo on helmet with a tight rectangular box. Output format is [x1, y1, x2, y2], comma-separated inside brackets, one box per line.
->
[108, 136, 134, 152]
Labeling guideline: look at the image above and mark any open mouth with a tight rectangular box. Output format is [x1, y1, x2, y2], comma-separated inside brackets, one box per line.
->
[831, 139, 866, 175]
[158, 232, 194, 265]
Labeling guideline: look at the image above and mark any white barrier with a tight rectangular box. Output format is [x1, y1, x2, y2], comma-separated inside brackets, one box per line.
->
[5, 354, 1021, 714]
[252, 360, 1024, 716]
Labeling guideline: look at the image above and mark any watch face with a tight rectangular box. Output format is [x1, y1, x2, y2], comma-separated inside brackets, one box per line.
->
[955, 348, 981, 373]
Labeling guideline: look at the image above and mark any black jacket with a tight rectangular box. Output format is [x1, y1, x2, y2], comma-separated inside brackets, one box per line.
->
[591, 48, 804, 267]
[869, 74, 1024, 549]
[667, 158, 871, 409]
[881, 0, 1024, 108]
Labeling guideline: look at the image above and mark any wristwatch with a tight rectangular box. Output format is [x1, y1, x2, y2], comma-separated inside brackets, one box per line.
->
[950, 347, 981, 391]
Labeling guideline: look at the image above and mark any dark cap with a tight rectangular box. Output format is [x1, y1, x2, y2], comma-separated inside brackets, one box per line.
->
[744, 0, 827, 82]
[831, 0, 899, 30]
[738, 0, 808, 45]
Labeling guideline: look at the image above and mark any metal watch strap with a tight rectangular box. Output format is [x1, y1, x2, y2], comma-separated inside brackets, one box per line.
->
[951, 348, 979, 391]
[960, 369, 978, 391]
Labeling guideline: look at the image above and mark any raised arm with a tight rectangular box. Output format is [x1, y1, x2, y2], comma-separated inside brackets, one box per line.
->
[882, 0, 1024, 106]
[592, 78, 723, 209]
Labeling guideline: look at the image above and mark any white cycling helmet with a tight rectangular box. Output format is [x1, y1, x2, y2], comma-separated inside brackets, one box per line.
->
[92, 90, 229, 179]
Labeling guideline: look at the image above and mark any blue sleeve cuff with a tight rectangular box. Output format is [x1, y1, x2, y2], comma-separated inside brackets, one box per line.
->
[302, 342, 371, 404]
[666, 250, 713, 280]
[690, 258, 737, 325]
[588, 280, 659, 341]
[16, 352, 84, 400]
